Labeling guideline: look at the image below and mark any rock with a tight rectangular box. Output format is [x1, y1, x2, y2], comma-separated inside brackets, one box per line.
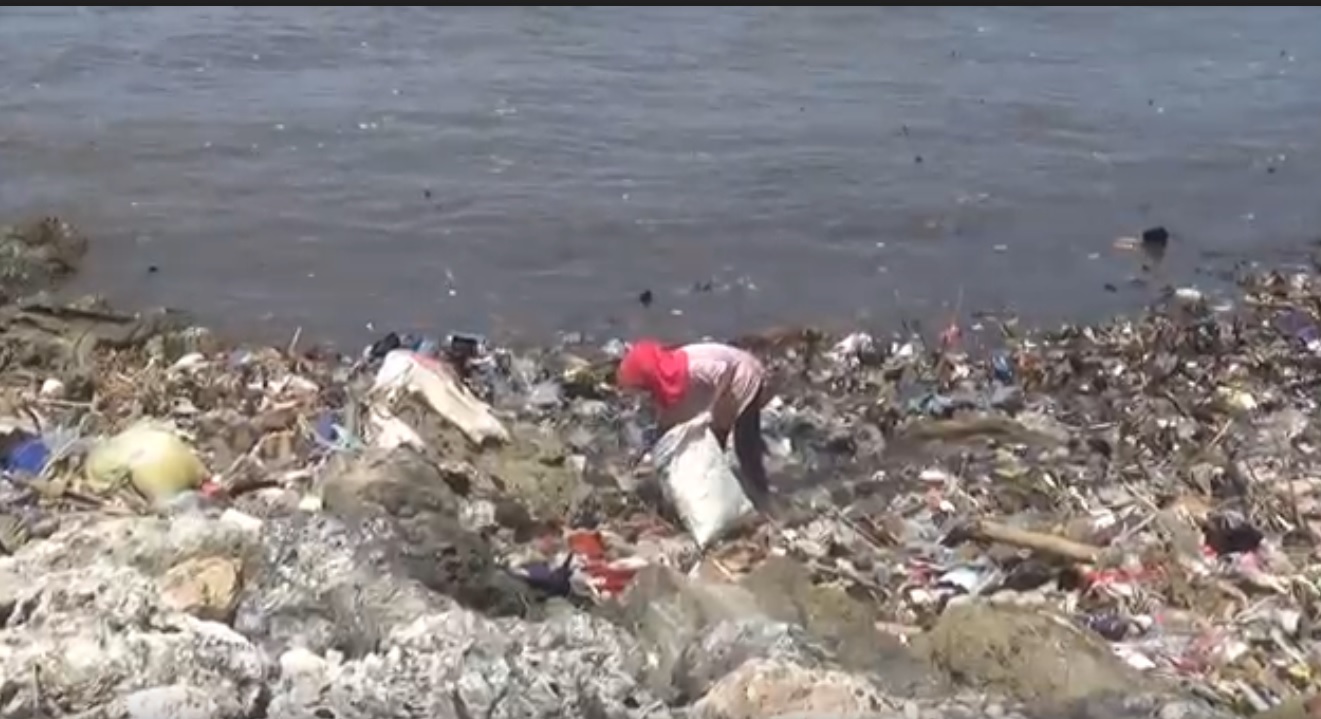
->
[693, 656, 897, 719]
[0, 514, 258, 607]
[615, 562, 936, 706]
[0, 216, 88, 300]
[0, 511, 29, 554]
[741, 556, 940, 697]
[233, 511, 461, 657]
[317, 448, 535, 618]
[320, 445, 465, 520]
[913, 602, 1148, 704]
[0, 515, 267, 716]
[273, 647, 331, 707]
[0, 509, 678, 719]
[267, 610, 671, 719]
[476, 422, 583, 519]
[120, 685, 237, 719]
[615, 564, 772, 701]
[1027, 692, 1241, 719]
[0, 561, 267, 716]
[349, 410, 582, 523]
[158, 556, 243, 623]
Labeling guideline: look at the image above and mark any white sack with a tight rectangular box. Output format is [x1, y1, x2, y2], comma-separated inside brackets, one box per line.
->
[651, 412, 754, 549]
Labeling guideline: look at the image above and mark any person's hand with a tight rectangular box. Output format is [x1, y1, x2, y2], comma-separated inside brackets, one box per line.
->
[629, 448, 656, 477]
[632, 460, 656, 479]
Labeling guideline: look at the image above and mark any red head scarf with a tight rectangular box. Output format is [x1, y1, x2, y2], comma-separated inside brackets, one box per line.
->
[617, 339, 689, 409]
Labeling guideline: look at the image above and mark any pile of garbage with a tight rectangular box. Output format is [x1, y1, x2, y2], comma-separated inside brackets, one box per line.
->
[8, 251, 1321, 716]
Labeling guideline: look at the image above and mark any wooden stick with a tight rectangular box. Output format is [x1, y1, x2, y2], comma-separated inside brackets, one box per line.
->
[970, 519, 1103, 564]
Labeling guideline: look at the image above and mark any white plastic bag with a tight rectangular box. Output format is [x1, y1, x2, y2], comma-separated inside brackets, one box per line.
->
[651, 412, 754, 549]
[371, 350, 510, 446]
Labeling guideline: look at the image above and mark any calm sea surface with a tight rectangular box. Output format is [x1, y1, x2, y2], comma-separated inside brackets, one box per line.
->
[1, 6, 1319, 345]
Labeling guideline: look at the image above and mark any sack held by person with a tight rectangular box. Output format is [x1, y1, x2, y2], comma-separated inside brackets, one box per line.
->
[616, 338, 771, 504]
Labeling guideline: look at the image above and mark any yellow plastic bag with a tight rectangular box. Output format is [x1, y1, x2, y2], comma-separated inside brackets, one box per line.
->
[85, 422, 207, 501]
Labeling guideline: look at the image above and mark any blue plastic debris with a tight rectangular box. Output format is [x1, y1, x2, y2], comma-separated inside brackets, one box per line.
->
[310, 410, 359, 454]
[412, 336, 442, 357]
[4, 438, 49, 476]
[314, 412, 341, 445]
[907, 392, 959, 417]
[514, 554, 575, 597]
[990, 352, 1015, 384]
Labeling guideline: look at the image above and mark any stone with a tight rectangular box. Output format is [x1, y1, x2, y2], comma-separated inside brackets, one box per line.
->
[0, 562, 268, 716]
[0, 513, 259, 611]
[693, 657, 897, 719]
[320, 446, 465, 521]
[912, 602, 1148, 704]
[0, 216, 88, 299]
[158, 556, 243, 623]
[316, 448, 535, 618]
[740, 556, 941, 698]
[614, 562, 929, 706]
[615, 564, 771, 701]
[232, 511, 452, 657]
[121, 685, 235, 719]
[268, 610, 671, 719]
[274, 648, 331, 708]
[0, 510, 676, 719]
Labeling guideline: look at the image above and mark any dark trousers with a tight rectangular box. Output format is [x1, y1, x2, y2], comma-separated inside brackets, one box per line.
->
[731, 386, 771, 504]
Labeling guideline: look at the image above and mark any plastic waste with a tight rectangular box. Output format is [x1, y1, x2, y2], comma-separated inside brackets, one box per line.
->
[310, 410, 360, 454]
[651, 412, 754, 550]
[445, 332, 486, 363]
[313, 412, 341, 445]
[363, 331, 403, 362]
[5, 439, 49, 476]
[990, 352, 1015, 383]
[3, 424, 84, 478]
[827, 332, 876, 366]
[412, 336, 441, 357]
[84, 421, 208, 501]
[38, 377, 65, 398]
[601, 338, 629, 359]
[371, 349, 510, 446]
[367, 404, 426, 451]
[514, 553, 575, 597]
[1081, 612, 1133, 642]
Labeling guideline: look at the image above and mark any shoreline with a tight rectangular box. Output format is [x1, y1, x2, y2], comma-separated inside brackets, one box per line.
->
[2, 216, 1321, 716]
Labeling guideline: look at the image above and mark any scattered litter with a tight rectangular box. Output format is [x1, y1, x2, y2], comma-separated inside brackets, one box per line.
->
[84, 421, 208, 502]
[371, 349, 510, 446]
[8, 259, 1321, 715]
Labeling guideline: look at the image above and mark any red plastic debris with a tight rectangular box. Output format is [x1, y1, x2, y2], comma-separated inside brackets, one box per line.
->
[581, 561, 639, 597]
[1082, 564, 1163, 591]
[566, 530, 607, 559]
[938, 319, 962, 350]
[199, 479, 226, 499]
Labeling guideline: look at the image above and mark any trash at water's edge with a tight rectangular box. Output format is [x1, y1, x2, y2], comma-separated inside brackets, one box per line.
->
[371, 349, 510, 446]
[514, 553, 575, 597]
[84, 421, 208, 502]
[5, 439, 48, 476]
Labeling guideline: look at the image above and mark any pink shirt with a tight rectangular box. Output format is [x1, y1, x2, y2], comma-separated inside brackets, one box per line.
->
[660, 343, 766, 431]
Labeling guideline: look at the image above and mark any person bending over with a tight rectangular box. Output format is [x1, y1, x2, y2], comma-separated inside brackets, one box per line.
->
[616, 338, 771, 504]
